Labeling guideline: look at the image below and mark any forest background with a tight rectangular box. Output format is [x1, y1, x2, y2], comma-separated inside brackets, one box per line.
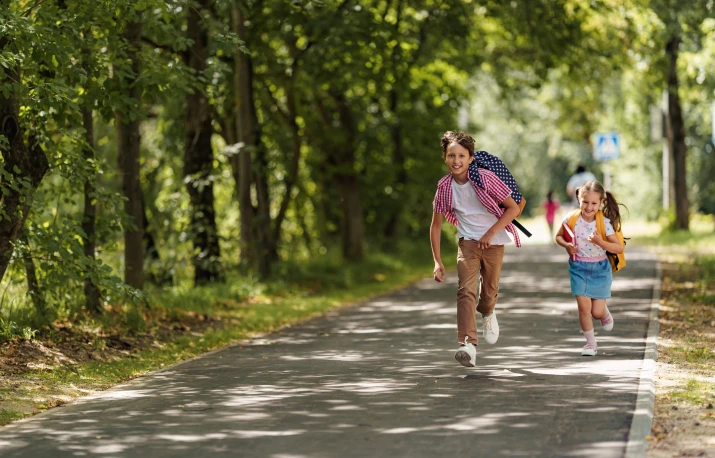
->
[1, 0, 714, 340]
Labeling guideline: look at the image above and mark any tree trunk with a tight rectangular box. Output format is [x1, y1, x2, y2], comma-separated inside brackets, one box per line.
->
[383, 0, 406, 247]
[334, 94, 365, 260]
[232, 3, 272, 278]
[185, 0, 223, 285]
[337, 174, 365, 260]
[142, 192, 173, 286]
[313, 93, 364, 259]
[20, 233, 47, 321]
[116, 19, 145, 289]
[666, 37, 689, 230]
[82, 105, 102, 313]
[294, 186, 313, 250]
[0, 37, 50, 283]
[383, 89, 405, 247]
[254, 133, 273, 277]
[270, 84, 302, 261]
[231, 3, 257, 268]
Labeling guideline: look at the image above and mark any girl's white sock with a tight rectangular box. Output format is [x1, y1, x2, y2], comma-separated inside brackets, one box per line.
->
[583, 329, 597, 347]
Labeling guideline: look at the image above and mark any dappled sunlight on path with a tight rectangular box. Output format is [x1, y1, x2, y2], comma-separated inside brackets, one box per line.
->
[0, 245, 657, 458]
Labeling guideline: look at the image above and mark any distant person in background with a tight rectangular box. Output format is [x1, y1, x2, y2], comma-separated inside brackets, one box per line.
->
[566, 165, 597, 207]
[542, 190, 560, 239]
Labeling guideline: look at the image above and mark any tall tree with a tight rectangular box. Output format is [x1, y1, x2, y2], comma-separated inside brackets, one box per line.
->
[231, 1, 257, 269]
[115, 17, 146, 288]
[184, 0, 224, 285]
[665, 37, 689, 230]
[81, 37, 102, 313]
[651, 0, 714, 230]
[82, 97, 102, 312]
[0, 5, 50, 282]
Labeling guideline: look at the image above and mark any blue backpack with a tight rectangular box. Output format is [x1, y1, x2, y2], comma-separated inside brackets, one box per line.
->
[468, 151, 531, 236]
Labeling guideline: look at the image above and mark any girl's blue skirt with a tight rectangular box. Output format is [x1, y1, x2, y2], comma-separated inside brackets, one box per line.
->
[568, 259, 612, 299]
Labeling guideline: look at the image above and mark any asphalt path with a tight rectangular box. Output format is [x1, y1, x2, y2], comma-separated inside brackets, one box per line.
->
[0, 244, 658, 457]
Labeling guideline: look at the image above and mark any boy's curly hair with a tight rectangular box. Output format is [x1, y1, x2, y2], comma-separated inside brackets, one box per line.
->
[441, 131, 475, 158]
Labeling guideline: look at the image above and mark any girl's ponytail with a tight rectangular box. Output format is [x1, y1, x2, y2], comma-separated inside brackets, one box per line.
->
[603, 191, 626, 232]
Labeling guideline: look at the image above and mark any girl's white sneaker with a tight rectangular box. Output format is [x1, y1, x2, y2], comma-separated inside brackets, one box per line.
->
[455, 343, 477, 367]
[600, 313, 614, 331]
[581, 344, 598, 356]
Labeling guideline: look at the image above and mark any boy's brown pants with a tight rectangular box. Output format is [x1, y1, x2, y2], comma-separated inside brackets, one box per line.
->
[456, 240, 505, 346]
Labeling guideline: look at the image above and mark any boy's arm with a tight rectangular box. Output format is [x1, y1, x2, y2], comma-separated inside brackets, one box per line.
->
[477, 196, 520, 249]
[430, 211, 445, 282]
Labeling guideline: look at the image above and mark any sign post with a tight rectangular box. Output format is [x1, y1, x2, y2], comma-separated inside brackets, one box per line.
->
[592, 132, 620, 190]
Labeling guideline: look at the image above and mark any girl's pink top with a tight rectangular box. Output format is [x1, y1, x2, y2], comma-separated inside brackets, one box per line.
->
[542, 200, 559, 223]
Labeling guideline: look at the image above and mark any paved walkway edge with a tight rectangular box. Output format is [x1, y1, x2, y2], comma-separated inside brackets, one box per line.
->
[625, 261, 662, 458]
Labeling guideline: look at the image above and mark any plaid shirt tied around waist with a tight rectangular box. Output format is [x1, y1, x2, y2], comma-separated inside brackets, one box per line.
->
[432, 169, 521, 248]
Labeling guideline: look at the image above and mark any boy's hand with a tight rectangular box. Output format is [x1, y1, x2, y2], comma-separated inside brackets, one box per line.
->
[565, 243, 577, 256]
[587, 231, 603, 246]
[433, 262, 445, 282]
[477, 231, 495, 249]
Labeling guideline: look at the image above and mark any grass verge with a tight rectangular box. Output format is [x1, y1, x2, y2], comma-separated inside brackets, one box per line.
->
[631, 216, 715, 454]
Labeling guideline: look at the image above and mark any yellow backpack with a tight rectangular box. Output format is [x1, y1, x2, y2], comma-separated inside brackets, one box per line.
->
[566, 210, 626, 273]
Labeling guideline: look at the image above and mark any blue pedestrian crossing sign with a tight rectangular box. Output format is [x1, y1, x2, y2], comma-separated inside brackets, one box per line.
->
[593, 132, 620, 162]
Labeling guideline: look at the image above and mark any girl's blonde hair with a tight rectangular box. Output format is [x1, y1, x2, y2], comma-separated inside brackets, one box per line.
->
[578, 181, 626, 232]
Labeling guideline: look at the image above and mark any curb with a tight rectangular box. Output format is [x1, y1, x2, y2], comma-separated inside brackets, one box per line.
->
[624, 261, 662, 457]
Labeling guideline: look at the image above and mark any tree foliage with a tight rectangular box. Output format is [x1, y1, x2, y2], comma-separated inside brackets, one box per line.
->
[0, 0, 713, 329]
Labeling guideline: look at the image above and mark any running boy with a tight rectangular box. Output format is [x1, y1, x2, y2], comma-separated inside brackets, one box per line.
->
[430, 131, 521, 368]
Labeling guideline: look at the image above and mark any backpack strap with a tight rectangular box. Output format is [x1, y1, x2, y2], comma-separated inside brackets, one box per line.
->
[595, 211, 608, 240]
[566, 210, 580, 229]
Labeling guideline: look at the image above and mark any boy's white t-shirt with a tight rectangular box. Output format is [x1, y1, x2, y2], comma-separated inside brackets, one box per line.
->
[452, 180, 512, 245]
[563, 215, 615, 258]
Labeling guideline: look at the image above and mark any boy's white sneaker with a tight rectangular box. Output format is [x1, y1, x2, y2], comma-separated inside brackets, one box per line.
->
[455, 342, 477, 367]
[483, 312, 499, 344]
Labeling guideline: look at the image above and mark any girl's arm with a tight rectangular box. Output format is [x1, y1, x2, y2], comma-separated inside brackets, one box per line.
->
[555, 224, 577, 256]
[430, 211, 445, 282]
[478, 196, 520, 249]
[589, 232, 624, 254]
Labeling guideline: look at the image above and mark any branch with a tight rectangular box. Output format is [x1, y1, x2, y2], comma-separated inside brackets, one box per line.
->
[22, 0, 47, 17]
[258, 78, 292, 125]
[407, 18, 430, 68]
[142, 36, 174, 54]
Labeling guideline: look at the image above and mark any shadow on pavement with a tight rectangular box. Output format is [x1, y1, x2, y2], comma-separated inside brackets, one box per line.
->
[0, 245, 657, 458]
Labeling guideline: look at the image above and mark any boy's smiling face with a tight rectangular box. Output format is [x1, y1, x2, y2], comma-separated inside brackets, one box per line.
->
[444, 142, 473, 183]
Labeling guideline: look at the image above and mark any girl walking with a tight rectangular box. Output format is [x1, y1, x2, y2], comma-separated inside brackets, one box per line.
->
[555, 181, 624, 356]
[542, 190, 560, 239]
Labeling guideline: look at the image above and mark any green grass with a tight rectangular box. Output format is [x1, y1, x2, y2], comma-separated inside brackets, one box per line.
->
[627, 214, 715, 413]
[669, 379, 715, 406]
[629, 215, 715, 255]
[669, 345, 715, 364]
[0, 410, 25, 424]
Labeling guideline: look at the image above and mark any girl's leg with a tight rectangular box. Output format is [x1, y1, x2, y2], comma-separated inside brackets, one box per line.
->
[592, 299, 614, 330]
[577, 296, 598, 354]
[576, 296, 593, 331]
[591, 299, 607, 320]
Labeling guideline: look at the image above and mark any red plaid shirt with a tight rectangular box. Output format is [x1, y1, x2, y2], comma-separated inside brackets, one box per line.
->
[433, 169, 521, 247]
